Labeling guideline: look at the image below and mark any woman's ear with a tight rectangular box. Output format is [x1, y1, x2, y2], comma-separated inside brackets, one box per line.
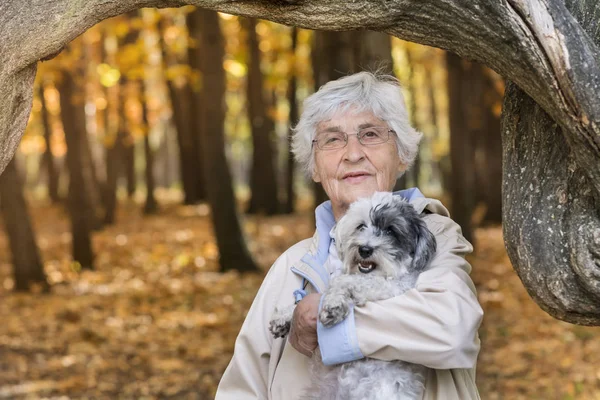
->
[312, 167, 321, 183]
[397, 162, 408, 174]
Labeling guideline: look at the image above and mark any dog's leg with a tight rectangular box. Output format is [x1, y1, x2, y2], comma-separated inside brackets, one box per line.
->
[269, 304, 296, 338]
[348, 275, 398, 306]
[320, 275, 399, 327]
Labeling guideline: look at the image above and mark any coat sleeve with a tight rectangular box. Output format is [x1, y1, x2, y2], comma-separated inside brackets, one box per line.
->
[215, 252, 292, 400]
[318, 214, 484, 369]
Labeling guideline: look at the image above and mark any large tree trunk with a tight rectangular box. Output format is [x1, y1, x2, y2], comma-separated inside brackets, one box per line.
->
[503, 81, 600, 326]
[194, 9, 258, 272]
[1, 0, 600, 325]
[0, 158, 48, 291]
[244, 17, 280, 215]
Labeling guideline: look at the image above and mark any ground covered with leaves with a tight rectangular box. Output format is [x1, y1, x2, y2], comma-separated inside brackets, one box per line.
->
[0, 199, 598, 399]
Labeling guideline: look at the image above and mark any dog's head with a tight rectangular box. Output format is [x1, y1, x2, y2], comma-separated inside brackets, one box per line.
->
[332, 192, 437, 279]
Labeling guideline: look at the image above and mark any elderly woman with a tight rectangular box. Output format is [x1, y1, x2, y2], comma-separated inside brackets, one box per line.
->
[215, 72, 483, 399]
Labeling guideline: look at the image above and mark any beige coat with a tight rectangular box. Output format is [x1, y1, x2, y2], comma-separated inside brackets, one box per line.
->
[216, 195, 484, 400]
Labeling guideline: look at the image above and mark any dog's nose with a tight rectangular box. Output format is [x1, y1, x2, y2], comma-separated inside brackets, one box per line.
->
[358, 246, 373, 258]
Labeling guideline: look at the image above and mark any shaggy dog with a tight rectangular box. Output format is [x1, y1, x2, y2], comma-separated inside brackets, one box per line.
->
[269, 192, 437, 400]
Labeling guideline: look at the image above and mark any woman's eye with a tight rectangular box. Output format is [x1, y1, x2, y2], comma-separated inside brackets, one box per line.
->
[363, 130, 378, 138]
[357, 224, 366, 231]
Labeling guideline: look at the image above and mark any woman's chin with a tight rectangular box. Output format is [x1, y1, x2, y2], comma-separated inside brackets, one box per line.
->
[341, 185, 379, 203]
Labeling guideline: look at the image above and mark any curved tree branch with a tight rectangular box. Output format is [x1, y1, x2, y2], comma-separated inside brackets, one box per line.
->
[0, 0, 599, 324]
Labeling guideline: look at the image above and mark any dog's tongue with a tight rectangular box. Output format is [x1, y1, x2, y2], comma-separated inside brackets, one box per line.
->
[358, 261, 376, 273]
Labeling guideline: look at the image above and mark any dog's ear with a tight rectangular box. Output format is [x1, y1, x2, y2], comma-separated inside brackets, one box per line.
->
[331, 222, 344, 259]
[411, 219, 437, 272]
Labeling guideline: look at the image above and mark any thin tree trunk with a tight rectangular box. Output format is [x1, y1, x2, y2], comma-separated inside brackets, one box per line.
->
[158, 16, 198, 205]
[123, 141, 136, 198]
[0, 157, 48, 291]
[142, 86, 158, 214]
[196, 9, 258, 272]
[103, 135, 122, 224]
[284, 27, 298, 214]
[477, 69, 503, 224]
[58, 71, 95, 269]
[39, 82, 61, 203]
[245, 18, 279, 215]
[403, 46, 420, 188]
[447, 53, 478, 244]
[186, 9, 207, 202]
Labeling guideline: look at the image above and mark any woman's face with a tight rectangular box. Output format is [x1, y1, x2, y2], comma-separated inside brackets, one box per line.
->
[312, 109, 406, 220]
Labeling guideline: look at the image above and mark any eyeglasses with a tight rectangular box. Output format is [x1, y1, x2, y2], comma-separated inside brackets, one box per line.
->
[312, 126, 394, 150]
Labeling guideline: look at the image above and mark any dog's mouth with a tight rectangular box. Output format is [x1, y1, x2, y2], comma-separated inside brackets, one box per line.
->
[358, 260, 376, 273]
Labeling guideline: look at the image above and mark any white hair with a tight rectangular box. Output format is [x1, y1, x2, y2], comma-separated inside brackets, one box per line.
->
[292, 71, 422, 178]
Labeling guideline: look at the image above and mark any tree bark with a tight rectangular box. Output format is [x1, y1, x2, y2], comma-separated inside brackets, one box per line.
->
[0, 0, 599, 324]
[502, 82, 600, 326]
[197, 9, 258, 272]
[0, 157, 48, 291]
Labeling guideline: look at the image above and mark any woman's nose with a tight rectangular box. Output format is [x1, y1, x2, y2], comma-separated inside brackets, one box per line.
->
[343, 134, 365, 162]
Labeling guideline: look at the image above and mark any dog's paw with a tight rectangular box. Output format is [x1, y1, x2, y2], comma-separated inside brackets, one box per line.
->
[319, 295, 350, 327]
[269, 318, 291, 338]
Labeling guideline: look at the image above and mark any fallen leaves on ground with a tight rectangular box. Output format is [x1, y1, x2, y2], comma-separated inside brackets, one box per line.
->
[0, 201, 598, 399]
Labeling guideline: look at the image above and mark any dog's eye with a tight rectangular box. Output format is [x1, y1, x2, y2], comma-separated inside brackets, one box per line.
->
[384, 227, 395, 236]
[356, 224, 366, 231]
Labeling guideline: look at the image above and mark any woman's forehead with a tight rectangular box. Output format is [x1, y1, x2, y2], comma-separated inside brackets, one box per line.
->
[317, 109, 385, 131]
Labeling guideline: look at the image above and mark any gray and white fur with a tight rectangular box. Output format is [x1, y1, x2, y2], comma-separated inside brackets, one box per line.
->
[269, 192, 437, 400]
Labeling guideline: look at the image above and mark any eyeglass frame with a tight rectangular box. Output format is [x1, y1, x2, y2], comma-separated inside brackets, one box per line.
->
[311, 126, 396, 150]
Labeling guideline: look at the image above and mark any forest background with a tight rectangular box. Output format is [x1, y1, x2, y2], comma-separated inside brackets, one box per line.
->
[0, 6, 598, 400]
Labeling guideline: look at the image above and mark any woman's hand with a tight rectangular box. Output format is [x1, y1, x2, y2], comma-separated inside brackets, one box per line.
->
[289, 293, 321, 357]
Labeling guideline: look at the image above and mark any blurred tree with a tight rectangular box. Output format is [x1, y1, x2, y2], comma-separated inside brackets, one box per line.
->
[118, 11, 140, 200]
[0, 158, 48, 291]
[244, 18, 279, 215]
[186, 8, 207, 203]
[57, 68, 96, 269]
[102, 22, 125, 225]
[159, 13, 202, 205]
[39, 82, 61, 203]
[196, 9, 257, 272]
[446, 53, 481, 244]
[284, 27, 298, 214]
[475, 69, 503, 224]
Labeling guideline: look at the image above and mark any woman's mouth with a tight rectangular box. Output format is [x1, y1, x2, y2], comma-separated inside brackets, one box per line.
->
[342, 172, 371, 184]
